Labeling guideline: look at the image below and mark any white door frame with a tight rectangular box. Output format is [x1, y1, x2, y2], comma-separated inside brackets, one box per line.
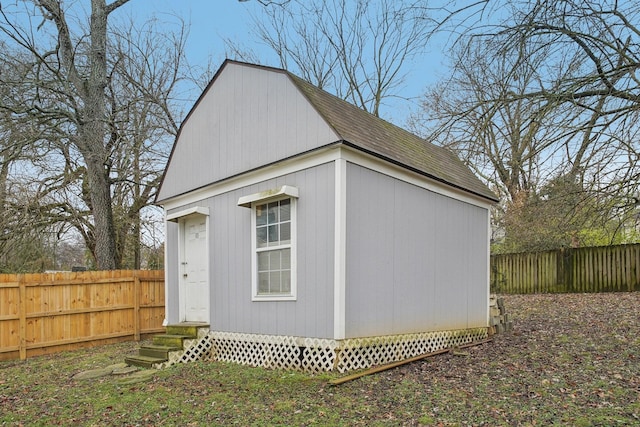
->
[175, 210, 210, 323]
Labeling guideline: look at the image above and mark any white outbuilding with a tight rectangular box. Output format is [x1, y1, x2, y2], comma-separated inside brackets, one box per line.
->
[156, 60, 497, 372]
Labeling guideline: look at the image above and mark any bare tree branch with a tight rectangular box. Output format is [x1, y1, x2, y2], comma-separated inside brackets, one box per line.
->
[230, 0, 437, 118]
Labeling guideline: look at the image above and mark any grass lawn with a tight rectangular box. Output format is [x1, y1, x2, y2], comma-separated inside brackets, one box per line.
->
[1, 293, 639, 426]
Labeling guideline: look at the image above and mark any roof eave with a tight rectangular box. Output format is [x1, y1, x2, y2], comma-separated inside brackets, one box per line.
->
[340, 140, 499, 203]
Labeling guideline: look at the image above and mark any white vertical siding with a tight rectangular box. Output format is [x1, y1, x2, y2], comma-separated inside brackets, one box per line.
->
[158, 63, 340, 201]
[345, 163, 489, 338]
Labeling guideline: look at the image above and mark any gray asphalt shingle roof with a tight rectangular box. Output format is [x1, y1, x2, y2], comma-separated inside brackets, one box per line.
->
[287, 72, 498, 202]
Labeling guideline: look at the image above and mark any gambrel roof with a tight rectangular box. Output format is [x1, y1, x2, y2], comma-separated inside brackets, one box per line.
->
[287, 73, 497, 202]
[157, 60, 497, 203]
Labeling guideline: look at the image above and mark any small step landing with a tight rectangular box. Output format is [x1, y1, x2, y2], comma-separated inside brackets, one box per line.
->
[139, 343, 182, 359]
[125, 322, 209, 368]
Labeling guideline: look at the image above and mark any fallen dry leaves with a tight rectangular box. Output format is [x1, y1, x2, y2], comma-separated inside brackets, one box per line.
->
[346, 293, 640, 426]
[1, 293, 639, 426]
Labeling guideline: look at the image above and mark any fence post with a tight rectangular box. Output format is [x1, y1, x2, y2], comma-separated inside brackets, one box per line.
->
[565, 248, 573, 293]
[134, 274, 141, 341]
[18, 274, 26, 360]
[626, 245, 633, 292]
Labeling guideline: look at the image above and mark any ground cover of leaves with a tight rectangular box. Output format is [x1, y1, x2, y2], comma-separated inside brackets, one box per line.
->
[1, 293, 639, 426]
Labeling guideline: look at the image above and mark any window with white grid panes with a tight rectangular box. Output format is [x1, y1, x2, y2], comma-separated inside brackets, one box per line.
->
[252, 198, 296, 299]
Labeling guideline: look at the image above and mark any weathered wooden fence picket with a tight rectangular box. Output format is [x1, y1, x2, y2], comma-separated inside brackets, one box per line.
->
[0, 270, 165, 361]
[2, 245, 637, 360]
[491, 243, 640, 294]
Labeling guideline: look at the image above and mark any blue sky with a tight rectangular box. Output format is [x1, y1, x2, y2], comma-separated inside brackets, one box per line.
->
[127, 0, 259, 66]
[124, 0, 449, 124]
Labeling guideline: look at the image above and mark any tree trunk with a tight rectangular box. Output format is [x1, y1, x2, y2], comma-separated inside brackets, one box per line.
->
[80, 0, 117, 269]
[84, 153, 117, 269]
[132, 140, 141, 269]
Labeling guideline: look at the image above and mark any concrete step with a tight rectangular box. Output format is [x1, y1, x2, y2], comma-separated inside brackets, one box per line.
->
[125, 354, 166, 369]
[139, 344, 181, 359]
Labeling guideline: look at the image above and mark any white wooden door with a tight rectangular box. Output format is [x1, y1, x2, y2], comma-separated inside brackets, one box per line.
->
[181, 215, 209, 322]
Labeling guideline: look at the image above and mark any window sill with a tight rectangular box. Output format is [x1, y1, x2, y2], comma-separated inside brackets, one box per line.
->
[252, 294, 297, 302]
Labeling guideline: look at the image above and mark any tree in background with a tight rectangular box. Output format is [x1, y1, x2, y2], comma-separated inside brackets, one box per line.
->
[0, 42, 60, 272]
[412, 0, 640, 252]
[227, 0, 437, 118]
[1, 0, 637, 269]
[499, 174, 632, 253]
[0, 1, 186, 270]
[411, 34, 577, 202]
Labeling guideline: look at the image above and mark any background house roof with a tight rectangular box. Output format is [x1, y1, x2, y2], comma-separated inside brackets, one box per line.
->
[286, 72, 497, 202]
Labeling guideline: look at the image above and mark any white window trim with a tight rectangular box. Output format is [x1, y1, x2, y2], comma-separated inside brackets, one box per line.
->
[239, 187, 298, 301]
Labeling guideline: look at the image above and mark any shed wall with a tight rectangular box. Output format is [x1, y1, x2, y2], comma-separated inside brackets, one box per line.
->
[344, 163, 489, 338]
[158, 63, 339, 201]
[167, 163, 336, 338]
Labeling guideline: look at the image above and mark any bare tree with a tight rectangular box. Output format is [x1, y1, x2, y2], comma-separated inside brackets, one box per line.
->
[495, 1, 640, 111]
[105, 15, 186, 268]
[0, 1, 187, 270]
[496, 1, 640, 210]
[411, 35, 576, 202]
[229, 0, 438, 117]
[0, 0, 132, 269]
[0, 43, 58, 271]
[412, 0, 640, 250]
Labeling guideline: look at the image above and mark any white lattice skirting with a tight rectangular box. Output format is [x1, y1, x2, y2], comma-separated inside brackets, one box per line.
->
[166, 328, 487, 372]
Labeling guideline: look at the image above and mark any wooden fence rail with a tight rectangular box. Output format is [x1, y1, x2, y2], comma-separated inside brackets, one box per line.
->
[491, 243, 640, 294]
[0, 270, 165, 361]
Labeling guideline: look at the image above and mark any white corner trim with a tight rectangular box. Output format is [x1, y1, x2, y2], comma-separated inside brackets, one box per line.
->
[166, 206, 210, 222]
[334, 157, 347, 340]
[486, 209, 492, 326]
[237, 185, 299, 208]
[163, 218, 170, 325]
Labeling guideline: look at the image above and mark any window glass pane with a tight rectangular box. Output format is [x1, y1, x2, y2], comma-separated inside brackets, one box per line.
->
[280, 199, 291, 221]
[267, 202, 279, 223]
[280, 222, 290, 243]
[256, 204, 267, 226]
[269, 271, 281, 292]
[269, 251, 281, 270]
[258, 252, 269, 271]
[254, 197, 295, 297]
[258, 272, 270, 294]
[268, 224, 279, 245]
[281, 271, 291, 293]
[256, 226, 268, 248]
[281, 248, 291, 269]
